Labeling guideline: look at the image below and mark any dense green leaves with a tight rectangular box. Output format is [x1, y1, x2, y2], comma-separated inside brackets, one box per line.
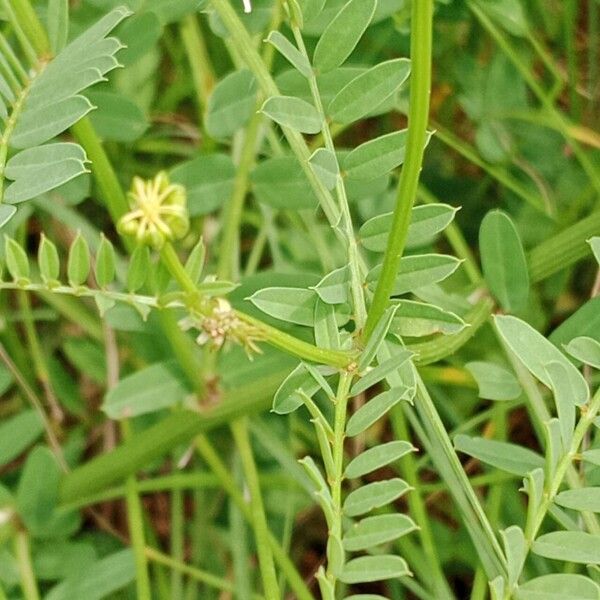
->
[480, 210, 530, 312]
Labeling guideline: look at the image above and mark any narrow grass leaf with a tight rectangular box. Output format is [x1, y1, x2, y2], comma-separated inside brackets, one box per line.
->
[343, 514, 417, 552]
[339, 555, 410, 584]
[480, 210, 530, 312]
[343, 479, 411, 517]
[261, 96, 322, 134]
[532, 532, 600, 564]
[454, 435, 544, 476]
[344, 441, 415, 479]
[313, 0, 377, 73]
[465, 361, 522, 401]
[328, 58, 411, 124]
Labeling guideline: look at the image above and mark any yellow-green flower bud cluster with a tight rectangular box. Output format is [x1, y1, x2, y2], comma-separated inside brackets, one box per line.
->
[118, 171, 189, 249]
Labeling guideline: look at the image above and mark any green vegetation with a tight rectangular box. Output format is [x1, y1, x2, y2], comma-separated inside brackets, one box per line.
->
[0, 0, 599, 598]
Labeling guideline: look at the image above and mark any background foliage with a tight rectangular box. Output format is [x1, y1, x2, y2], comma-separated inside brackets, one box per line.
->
[0, 0, 599, 599]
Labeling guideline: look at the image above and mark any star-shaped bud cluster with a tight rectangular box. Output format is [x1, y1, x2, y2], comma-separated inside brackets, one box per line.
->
[118, 171, 189, 249]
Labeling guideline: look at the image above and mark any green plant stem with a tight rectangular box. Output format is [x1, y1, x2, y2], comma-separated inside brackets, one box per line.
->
[431, 124, 549, 215]
[159, 242, 354, 368]
[8, 0, 49, 57]
[0, 0, 38, 66]
[171, 484, 185, 599]
[195, 436, 313, 600]
[14, 530, 39, 600]
[217, 113, 262, 280]
[231, 419, 281, 599]
[180, 14, 215, 121]
[391, 406, 454, 599]
[71, 118, 130, 224]
[291, 24, 367, 330]
[412, 378, 507, 580]
[146, 546, 264, 599]
[120, 420, 152, 599]
[365, 0, 434, 338]
[468, 0, 600, 196]
[564, 0, 581, 119]
[325, 372, 352, 593]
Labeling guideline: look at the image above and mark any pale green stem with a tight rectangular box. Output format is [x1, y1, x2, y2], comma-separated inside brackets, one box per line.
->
[14, 530, 40, 600]
[325, 372, 352, 593]
[365, 0, 434, 338]
[230, 421, 281, 599]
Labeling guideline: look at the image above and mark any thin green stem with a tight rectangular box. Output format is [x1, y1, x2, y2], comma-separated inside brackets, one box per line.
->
[232, 420, 280, 599]
[365, 0, 434, 338]
[14, 530, 40, 600]
[170, 485, 185, 599]
[8, 0, 49, 57]
[291, 24, 367, 330]
[0, 0, 38, 66]
[121, 420, 152, 600]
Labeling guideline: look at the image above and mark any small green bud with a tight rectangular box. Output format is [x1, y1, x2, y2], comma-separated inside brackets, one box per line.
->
[117, 171, 190, 250]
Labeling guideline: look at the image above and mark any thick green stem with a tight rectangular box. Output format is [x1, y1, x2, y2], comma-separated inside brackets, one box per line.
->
[365, 0, 434, 338]
[8, 0, 49, 57]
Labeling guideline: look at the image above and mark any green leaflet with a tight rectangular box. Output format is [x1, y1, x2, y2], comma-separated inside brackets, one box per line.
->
[495, 315, 589, 406]
[171, 154, 235, 216]
[4, 143, 88, 204]
[590, 237, 600, 264]
[343, 514, 417, 551]
[4, 236, 30, 281]
[95, 235, 116, 288]
[37, 234, 60, 284]
[479, 210, 530, 312]
[343, 479, 411, 517]
[465, 361, 522, 401]
[205, 69, 258, 138]
[454, 435, 544, 476]
[360, 203, 458, 252]
[555, 488, 600, 513]
[344, 441, 415, 479]
[312, 265, 349, 305]
[266, 31, 312, 77]
[102, 362, 190, 419]
[0, 410, 44, 467]
[261, 95, 322, 134]
[516, 574, 600, 600]
[532, 531, 600, 564]
[309, 148, 339, 190]
[328, 58, 411, 124]
[339, 555, 410, 584]
[564, 337, 600, 369]
[367, 254, 463, 296]
[86, 90, 148, 143]
[272, 363, 321, 414]
[313, 0, 377, 73]
[248, 287, 317, 326]
[346, 388, 409, 437]
[545, 361, 576, 449]
[501, 526, 526, 590]
[351, 350, 413, 395]
[67, 233, 90, 287]
[391, 300, 466, 337]
[45, 550, 135, 600]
